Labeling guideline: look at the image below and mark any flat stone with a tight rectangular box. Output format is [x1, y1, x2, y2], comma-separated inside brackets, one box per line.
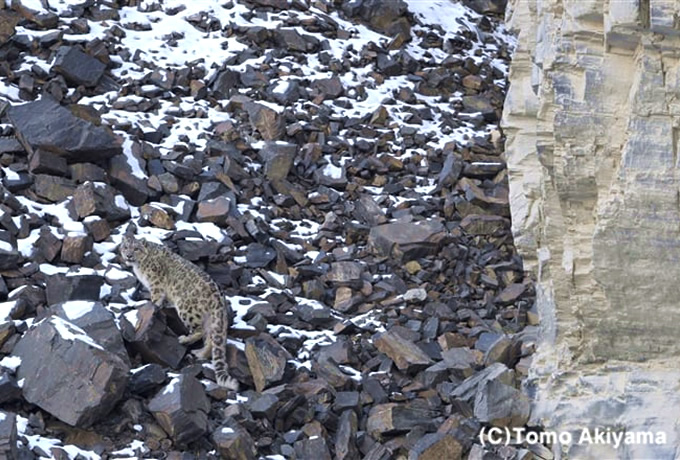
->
[408, 433, 463, 460]
[148, 374, 210, 446]
[495, 283, 526, 305]
[368, 220, 447, 261]
[108, 154, 150, 206]
[312, 76, 344, 98]
[28, 149, 68, 176]
[294, 436, 332, 460]
[212, 418, 258, 460]
[0, 411, 17, 460]
[335, 409, 359, 460]
[245, 243, 276, 268]
[60, 234, 92, 264]
[140, 204, 175, 230]
[373, 329, 432, 372]
[84, 217, 110, 242]
[33, 174, 76, 202]
[245, 333, 291, 392]
[73, 181, 130, 221]
[7, 96, 121, 162]
[473, 380, 530, 428]
[13, 316, 129, 427]
[326, 261, 364, 286]
[53, 46, 106, 87]
[354, 195, 387, 226]
[260, 141, 296, 180]
[120, 303, 186, 369]
[51, 300, 129, 365]
[196, 196, 232, 225]
[0, 371, 21, 404]
[245, 102, 285, 141]
[128, 363, 166, 395]
[366, 401, 438, 436]
[45, 273, 103, 305]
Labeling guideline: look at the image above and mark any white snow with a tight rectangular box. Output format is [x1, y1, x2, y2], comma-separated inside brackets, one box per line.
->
[0, 301, 17, 322]
[163, 376, 180, 395]
[0, 355, 21, 372]
[61, 301, 96, 321]
[49, 316, 104, 350]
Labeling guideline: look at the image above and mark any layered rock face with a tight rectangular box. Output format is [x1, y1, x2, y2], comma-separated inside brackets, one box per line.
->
[502, 0, 680, 458]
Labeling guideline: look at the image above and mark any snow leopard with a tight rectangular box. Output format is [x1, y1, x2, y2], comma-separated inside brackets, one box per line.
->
[119, 234, 238, 390]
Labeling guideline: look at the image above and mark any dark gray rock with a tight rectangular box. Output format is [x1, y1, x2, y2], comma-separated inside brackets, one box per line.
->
[33, 174, 76, 202]
[245, 243, 276, 268]
[195, 196, 232, 225]
[373, 329, 432, 372]
[438, 152, 464, 189]
[245, 333, 291, 392]
[408, 433, 464, 460]
[295, 436, 332, 460]
[335, 409, 359, 460]
[354, 195, 387, 226]
[463, 0, 507, 15]
[366, 400, 439, 436]
[0, 411, 17, 460]
[260, 141, 296, 181]
[7, 96, 121, 162]
[212, 418, 258, 460]
[449, 362, 514, 402]
[245, 102, 285, 141]
[368, 220, 447, 261]
[13, 316, 129, 427]
[276, 28, 320, 52]
[0, 371, 21, 404]
[314, 161, 347, 188]
[459, 215, 509, 235]
[45, 274, 104, 305]
[312, 77, 344, 99]
[73, 181, 130, 221]
[108, 154, 150, 206]
[53, 46, 106, 87]
[120, 303, 187, 369]
[129, 363, 167, 395]
[28, 149, 69, 176]
[473, 379, 530, 428]
[326, 261, 364, 287]
[148, 374, 210, 446]
[51, 300, 129, 365]
[0, 248, 22, 270]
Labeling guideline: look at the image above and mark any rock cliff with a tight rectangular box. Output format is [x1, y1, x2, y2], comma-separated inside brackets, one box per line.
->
[502, 0, 680, 458]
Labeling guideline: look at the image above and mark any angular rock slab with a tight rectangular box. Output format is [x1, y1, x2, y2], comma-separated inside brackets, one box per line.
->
[7, 96, 121, 162]
[408, 433, 463, 460]
[368, 220, 447, 261]
[366, 401, 438, 437]
[13, 316, 129, 427]
[51, 300, 130, 365]
[148, 374, 210, 446]
[212, 418, 258, 460]
[473, 379, 530, 428]
[245, 333, 291, 392]
[52, 46, 106, 87]
[120, 303, 186, 369]
[374, 329, 432, 372]
[0, 411, 17, 460]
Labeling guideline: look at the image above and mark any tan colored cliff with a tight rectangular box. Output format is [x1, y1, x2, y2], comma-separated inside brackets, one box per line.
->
[502, 1, 680, 457]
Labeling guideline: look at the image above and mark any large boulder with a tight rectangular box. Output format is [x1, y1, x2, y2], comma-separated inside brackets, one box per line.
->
[7, 96, 121, 163]
[12, 316, 129, 427]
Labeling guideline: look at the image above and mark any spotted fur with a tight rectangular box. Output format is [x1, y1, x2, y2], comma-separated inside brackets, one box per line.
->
[119, 235, 238, 390]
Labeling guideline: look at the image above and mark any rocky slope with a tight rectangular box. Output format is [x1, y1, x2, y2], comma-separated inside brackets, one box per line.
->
[0, 0, 536, 458]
